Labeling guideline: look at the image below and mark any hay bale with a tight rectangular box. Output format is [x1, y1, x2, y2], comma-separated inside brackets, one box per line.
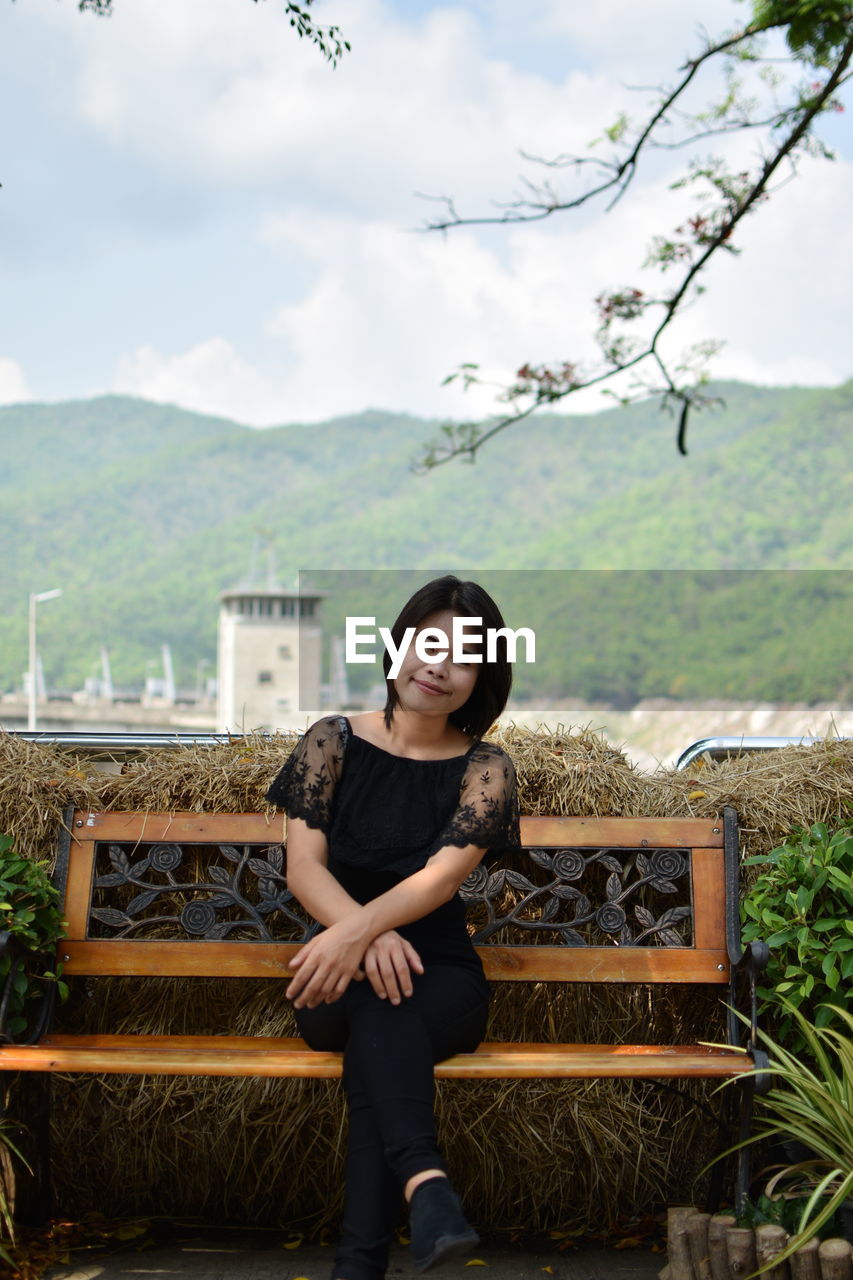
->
[92, 733, 298, 817]
[0, 730, 100, 864]
[493, 725, 853, 856]
[491, 722, 648, 817]
[3, 725, 851, 1233]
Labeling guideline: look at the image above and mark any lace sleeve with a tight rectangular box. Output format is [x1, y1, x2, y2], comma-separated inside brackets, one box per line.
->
[265, 715, 348, 833]
[432, 743, 520, 854]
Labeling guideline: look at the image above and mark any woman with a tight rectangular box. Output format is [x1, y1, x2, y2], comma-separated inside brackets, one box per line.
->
[266, 575, 520, 1280]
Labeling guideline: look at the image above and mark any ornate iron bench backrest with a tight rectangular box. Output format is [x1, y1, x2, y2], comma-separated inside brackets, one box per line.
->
[56, 810, 738, 984]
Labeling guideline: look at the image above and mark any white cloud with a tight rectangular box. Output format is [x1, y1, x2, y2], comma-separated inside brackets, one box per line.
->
[115, 339, 278, 424]
[60, 0, 620, 214]
[8, 0, 850, 424]
[0, 358, 30, 406]
[115, 142, 852, 430]
[535, 0, 748, 66]
[262, 210, 524, 421]
[259, 173, 694, 422]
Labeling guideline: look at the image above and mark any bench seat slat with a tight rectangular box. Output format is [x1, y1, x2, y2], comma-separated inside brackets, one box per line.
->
[0, 1035, 752, 1079]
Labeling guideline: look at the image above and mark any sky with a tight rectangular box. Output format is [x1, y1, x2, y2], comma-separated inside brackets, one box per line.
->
[1, 0, 851, 427]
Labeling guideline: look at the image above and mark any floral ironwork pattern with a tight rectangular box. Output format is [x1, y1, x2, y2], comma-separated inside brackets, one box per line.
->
[89, 840, 692, 948]
[460, 846, 693, 947]
[89, 841, 313, 941]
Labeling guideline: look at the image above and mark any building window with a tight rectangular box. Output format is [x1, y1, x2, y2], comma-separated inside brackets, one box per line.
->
[258, 671, 273, 685]
[278, 645, 293, 660]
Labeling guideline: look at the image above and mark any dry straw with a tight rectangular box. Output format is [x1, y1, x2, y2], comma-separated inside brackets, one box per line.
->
[2, 725, 851, 1234]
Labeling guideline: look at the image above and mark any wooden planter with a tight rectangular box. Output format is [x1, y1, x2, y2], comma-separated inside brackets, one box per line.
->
[662, 1208, 853, 1280]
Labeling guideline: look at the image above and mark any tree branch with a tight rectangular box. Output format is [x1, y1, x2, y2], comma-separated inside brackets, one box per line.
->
[420, 18, 792, 231]
[73, 0, 351, 65]
[416, 23, 853, 468]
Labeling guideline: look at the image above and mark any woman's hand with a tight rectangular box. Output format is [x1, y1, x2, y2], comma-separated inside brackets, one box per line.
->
[286, 915, 369, 1009]
[363, 932, 424, 1005]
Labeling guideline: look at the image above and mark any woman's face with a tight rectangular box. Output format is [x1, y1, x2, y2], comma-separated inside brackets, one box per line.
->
[393, 608, 479, 720]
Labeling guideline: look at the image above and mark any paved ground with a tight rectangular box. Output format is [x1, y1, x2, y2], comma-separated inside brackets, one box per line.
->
[45, 1235, 665, 1280]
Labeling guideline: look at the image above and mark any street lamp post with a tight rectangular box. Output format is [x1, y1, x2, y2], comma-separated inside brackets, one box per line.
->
[28, 588, 63, 731]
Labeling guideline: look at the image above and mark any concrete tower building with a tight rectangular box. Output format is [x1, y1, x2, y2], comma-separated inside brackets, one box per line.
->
[216, 573, 326, 733]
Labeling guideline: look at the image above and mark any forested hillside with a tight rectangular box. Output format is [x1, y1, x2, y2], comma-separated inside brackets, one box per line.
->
[2, 380, 850, 701]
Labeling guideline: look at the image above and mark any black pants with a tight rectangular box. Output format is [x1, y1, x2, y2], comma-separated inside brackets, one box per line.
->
[295, 963, 490, 1280]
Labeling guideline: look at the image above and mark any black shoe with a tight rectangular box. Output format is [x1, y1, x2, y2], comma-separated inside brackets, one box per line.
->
[408, 1176, 479, 1273]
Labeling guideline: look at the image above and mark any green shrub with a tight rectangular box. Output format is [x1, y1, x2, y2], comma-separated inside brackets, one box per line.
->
[739, 1189, 846, 1239]
[741, 820, 853, 1052]
[0, 833, 67, 1041]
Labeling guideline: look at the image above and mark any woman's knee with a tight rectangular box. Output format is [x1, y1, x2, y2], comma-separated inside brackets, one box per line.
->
[430, 1000, 488, 1058]
[295, 999, 348, 1051]
[408, 968, 490, 1060]
[348, 969, 489, 1062]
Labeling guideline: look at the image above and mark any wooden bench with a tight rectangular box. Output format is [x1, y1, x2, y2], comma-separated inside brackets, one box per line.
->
[0, 805, 768, 1215]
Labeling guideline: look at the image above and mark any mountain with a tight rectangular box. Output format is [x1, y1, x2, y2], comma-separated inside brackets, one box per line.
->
[2, 380, 850, 701]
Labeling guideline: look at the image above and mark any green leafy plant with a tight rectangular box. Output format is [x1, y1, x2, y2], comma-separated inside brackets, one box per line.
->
[741, 820, 853, 1052]
[0, 838, 65, 1261]
[710, 1001, 853, 1271]
[0, 1096, 29, 1265]
[0, 833, 67, 1041]
[738, 1188, 845, 1238]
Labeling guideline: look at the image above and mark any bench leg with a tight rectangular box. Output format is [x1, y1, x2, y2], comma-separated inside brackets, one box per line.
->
[733, 1075, 756, 1222]
[5, 1074, 52, 1227]
[704, 1136, 727, 1216]
[32, 1073, 52, 1225]
[702, 1077, 756, 1216]
[648, 1079, 737, 1215]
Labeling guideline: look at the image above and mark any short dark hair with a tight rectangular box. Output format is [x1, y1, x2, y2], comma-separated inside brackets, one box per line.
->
[382, 575, 512, 739]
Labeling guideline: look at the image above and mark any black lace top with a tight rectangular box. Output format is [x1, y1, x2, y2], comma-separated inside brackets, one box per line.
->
[266, 715, 520, 970]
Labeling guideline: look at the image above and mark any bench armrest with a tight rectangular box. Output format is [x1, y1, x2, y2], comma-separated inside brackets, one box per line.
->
[728, 939, 772, 1092]
[720, 806, 772, 1086]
